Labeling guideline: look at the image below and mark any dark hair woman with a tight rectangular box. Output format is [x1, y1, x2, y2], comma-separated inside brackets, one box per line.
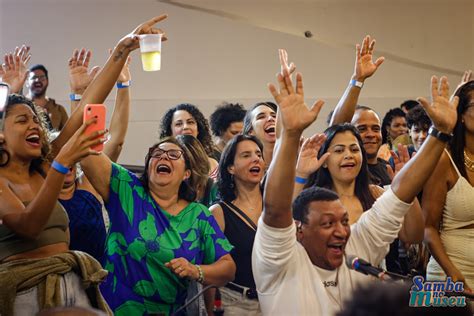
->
[423, 80, 474, 292]
[210, 134, 265, 314]
[0, 93, 110, 315]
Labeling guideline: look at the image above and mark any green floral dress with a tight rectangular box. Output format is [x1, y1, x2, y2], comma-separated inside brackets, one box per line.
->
[101, 163, 233, 315]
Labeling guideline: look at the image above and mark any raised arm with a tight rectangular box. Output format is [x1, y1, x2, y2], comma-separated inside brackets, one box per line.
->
[265, 64, 324, 228]
[0, 119, 105, 238]
[68, 48, 101, 113]
[390, 76, 458, 203]
[103, 53, 131, 162]
[292, 133, 329, 200]
[51, 15, 167, 158]
[79, 15, 168, 203]
[330, 35, 384, 126]
[0, 45, 31, 94]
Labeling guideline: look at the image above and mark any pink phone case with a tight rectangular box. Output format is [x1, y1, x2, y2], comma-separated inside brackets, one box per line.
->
[83, 104, 106, 152]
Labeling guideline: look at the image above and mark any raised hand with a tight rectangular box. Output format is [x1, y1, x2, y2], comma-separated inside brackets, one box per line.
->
[386, 144, 414, 180]
[279, 49, 296, 77]
[118, 15, 168, 53]
[452, 70, 472, 97]
[68, 48, 101, 94]
[268, 58, 324, 135]
[417, 76, 458, 134]
[0, 45, 31, 93]
[353, 35, 385, 82]
[296, 133, 330, 177]
[55, 117, 107, 167]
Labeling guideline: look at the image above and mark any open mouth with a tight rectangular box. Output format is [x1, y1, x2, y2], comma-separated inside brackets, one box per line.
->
[341, 163, 356, 169]
[156, 164, 172, 174]
[328, 244, 344, 255]
[249, 166, 261, 175]
[264, 126, 276, 136]
[25, 134, 41, 147]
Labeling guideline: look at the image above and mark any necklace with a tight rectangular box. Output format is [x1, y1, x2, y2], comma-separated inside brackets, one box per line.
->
[464, 150, 474, 172]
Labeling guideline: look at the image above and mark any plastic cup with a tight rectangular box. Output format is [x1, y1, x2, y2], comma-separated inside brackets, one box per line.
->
[139, 34, 162, 71]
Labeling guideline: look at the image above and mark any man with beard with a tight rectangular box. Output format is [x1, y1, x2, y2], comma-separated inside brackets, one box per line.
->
[27, 64, 68, 130]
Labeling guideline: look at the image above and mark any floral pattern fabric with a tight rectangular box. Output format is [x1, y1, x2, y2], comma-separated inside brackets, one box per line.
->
[101, 163, 233, 315]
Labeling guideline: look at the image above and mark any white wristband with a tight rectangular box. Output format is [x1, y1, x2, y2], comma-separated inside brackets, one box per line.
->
[350, 79, 364, 88]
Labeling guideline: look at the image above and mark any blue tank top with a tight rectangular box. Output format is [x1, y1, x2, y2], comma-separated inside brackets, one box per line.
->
[59, 189, 106, 261]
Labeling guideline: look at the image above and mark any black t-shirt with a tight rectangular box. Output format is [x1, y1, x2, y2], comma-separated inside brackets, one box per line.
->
[368, 158, 392, 187]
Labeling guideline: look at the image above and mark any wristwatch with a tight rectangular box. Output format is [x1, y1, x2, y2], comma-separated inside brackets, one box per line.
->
[428, 126, 453, 143]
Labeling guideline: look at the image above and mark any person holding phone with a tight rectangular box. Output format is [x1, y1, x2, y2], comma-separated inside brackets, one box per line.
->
[0, 94, 109, 315]
[58, 49, 132, 262]
[55, 15, 236, 315]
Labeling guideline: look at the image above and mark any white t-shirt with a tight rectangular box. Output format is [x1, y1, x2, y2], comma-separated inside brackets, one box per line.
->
[252, 187, 412, 316]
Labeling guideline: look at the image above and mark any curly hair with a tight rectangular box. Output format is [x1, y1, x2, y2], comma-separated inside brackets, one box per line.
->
[159, 103, 216, 157]
[406, 105, 431, 130]
[381, 107, 406, 145]
[217, 134, 263, 202]
[209, 103, 246, 137]
[139, 137, 196, 202]
[2, 94, 51, 173]
[243, 101, 277, 135]
[450, 80, 474, 179]
[305, 123, 375, 212]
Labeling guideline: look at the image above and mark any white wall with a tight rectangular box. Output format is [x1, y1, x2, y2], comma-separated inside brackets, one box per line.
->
[1, 0, 473, 165]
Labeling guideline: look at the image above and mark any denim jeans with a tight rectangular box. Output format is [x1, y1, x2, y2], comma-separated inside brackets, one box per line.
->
[13, 271, 91, 315]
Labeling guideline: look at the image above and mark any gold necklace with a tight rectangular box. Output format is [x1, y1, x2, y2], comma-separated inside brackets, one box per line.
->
[464, 150, 474, 172]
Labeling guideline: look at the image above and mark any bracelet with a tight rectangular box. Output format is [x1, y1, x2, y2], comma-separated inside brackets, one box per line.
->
[116, 80, 131, 89]
[69, 93, 82, 101]
[52, 160, 69, 174]
[295, 176, 308, 184]
[428, 126, 453, 143]
[350, 79, 364, 88]
[195, 264, 204, 283]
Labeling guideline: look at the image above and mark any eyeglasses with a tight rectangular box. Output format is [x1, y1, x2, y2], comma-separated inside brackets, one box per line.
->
[150, 149, 184, 160]
[30, 75, 47, 82]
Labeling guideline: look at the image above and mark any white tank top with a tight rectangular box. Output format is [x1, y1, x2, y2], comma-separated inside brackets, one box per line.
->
[442, 150, 474, 231]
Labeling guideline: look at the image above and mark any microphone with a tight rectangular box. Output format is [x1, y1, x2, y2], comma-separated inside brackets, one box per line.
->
[346, 255, 393, 281]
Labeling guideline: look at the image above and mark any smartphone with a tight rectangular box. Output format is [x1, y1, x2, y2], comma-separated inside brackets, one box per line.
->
[83, 104, 106, 152]
[0, 83, 10, 131]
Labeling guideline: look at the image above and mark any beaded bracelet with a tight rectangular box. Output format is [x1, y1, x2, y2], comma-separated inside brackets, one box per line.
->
[195, 264, 204, 284]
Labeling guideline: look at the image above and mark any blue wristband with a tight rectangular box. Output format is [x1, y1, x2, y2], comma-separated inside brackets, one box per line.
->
[52, 160, 69, 174]
[69, 93, 82, 101]
[295, 176, 308, 184]
[116, 80, 131, 89]
[350, 79, 364, 88]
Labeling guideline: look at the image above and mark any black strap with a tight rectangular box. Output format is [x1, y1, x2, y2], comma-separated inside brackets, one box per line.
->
[220, 201, 258, 231]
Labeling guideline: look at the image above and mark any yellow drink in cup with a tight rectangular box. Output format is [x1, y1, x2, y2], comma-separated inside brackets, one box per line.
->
[139, 34, 162, 72]
[141, 51, 161, 71]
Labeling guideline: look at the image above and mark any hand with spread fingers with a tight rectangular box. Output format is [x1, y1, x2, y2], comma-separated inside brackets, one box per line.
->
[268, 70, 324, 135]
[452, 70, 472, 98]
[386, 144, 414, 180]
[0, 45, 31, 93]
[68, 48, 101, 94]
[353, 35, 385, 82]
[417, 76, 458, 135]
[117, 14, 168, 53]
[165, 257, 200, 281]
[296, 133, 330, 178]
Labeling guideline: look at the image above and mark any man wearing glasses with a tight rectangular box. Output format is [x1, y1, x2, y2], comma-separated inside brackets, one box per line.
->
[27, 64, 68, 131]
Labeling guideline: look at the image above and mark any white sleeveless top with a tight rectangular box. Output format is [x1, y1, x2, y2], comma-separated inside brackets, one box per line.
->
[442, 149, 474, 231]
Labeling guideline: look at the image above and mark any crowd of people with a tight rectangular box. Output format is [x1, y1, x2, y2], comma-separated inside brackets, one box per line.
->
[0, 14, 473, 316]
